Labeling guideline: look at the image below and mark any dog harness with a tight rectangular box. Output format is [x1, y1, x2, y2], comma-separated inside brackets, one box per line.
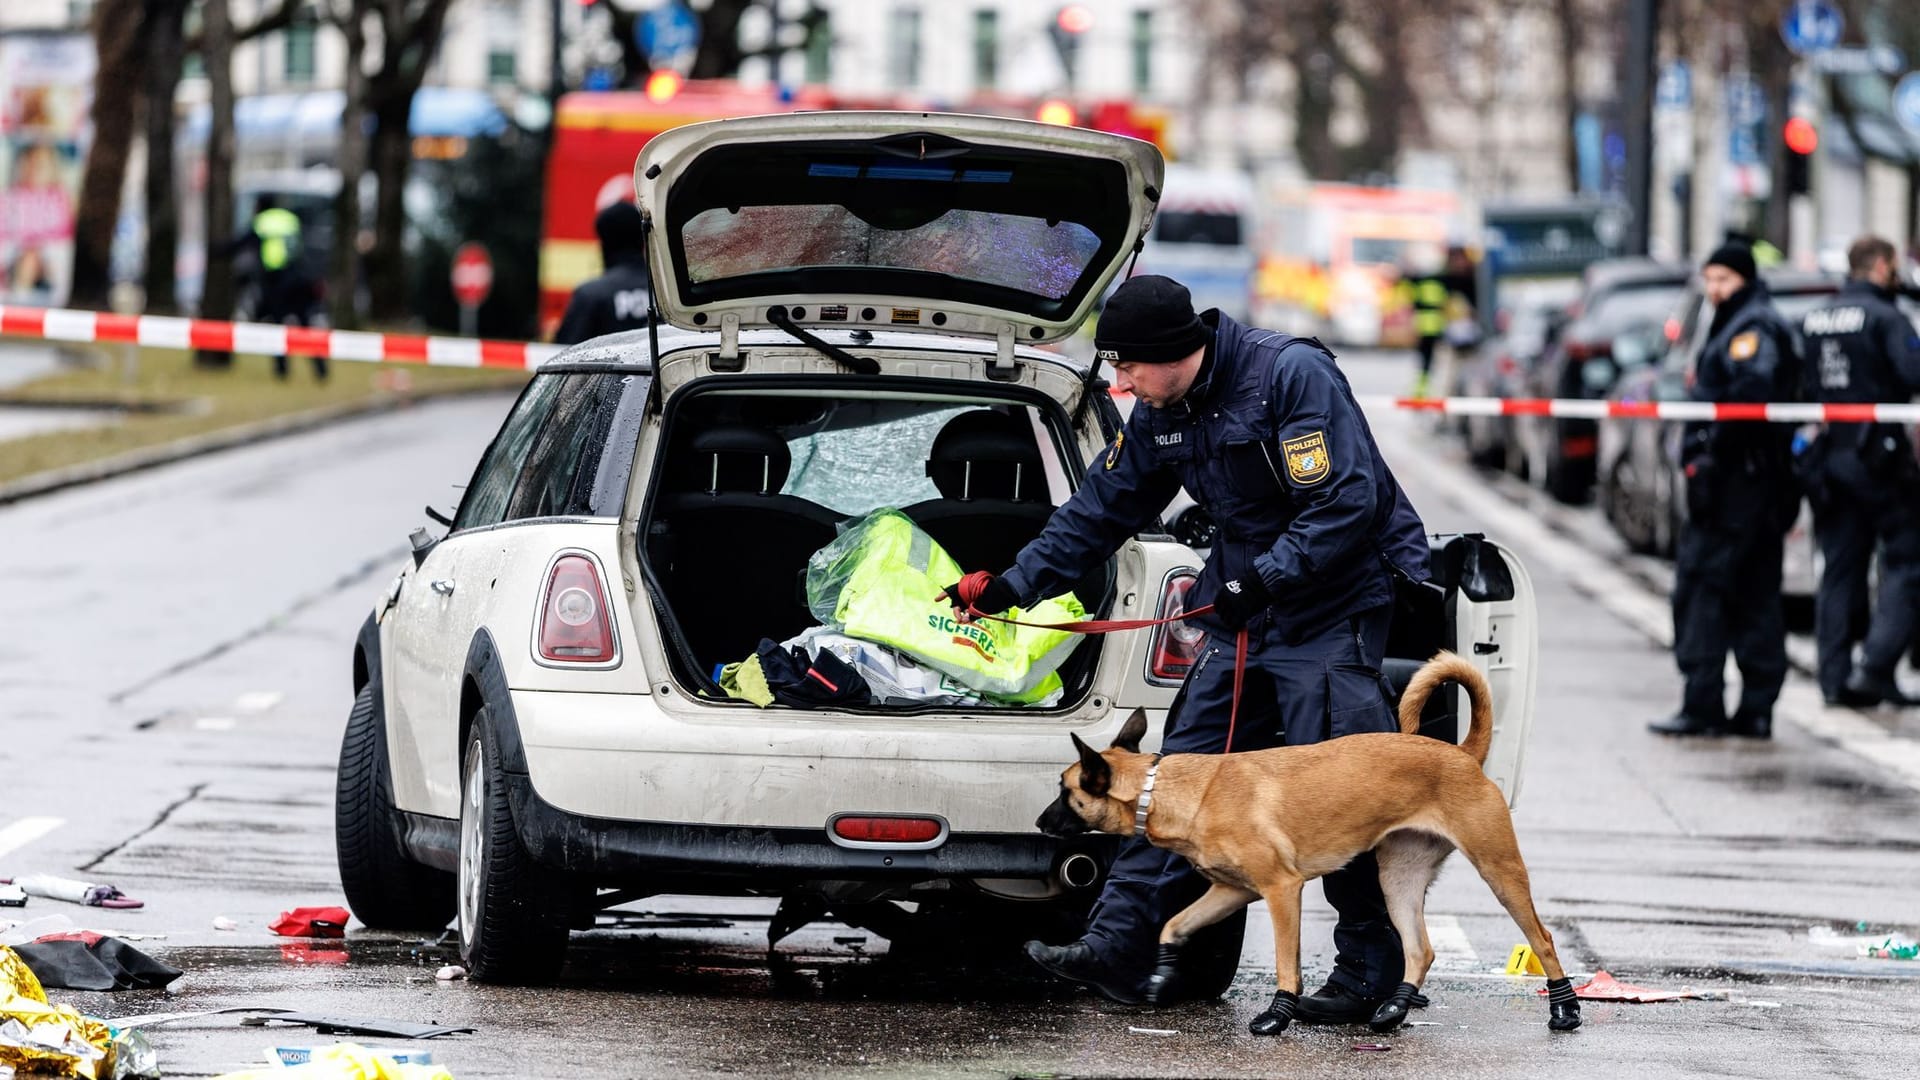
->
[1135, 753, 1165, 837]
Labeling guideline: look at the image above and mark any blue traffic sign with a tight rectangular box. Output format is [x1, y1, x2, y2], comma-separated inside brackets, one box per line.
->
[1780, 0, 1843, 57]
[638, 1, 702, 67]
[1895, 73, 1920, 136]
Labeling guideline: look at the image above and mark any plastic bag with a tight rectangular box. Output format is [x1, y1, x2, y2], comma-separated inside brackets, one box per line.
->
[805, 510, 1083, 701]
[783, 628, 1063, 708]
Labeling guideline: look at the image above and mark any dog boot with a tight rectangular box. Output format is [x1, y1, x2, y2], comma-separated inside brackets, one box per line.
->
[1368, 981, 1422, 1033]
[1293, 981, 1381, 1024]
[1249, 988, 1300, 1036]
[1022, 940, 1144, 1006]
[1143, 943, 1182, 1006]
[1546, 976, 1582, 1030]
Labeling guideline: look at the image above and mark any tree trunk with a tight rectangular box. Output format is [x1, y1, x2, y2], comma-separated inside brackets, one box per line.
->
[1346, 9, 1414, 182]
[196, 0, 237, 367]
[1554, 0, 1584, 194]
[363, 93, 414, 323]
[1290, 5, 1341, 180]
[142, 0, 190, 315]
[330, 1, 373, 329]
[689, 0, 754, 79]
[69, 0, 149, 311]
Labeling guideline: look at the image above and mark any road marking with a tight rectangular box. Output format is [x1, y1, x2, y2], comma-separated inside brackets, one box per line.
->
[1426, 914, 1479, 970]
[1380, 415, 1920, 794]
[234, 691, 283, 713]
[0, 816, 64, 859]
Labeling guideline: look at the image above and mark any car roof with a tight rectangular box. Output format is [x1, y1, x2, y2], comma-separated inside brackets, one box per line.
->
[1582, 256, 1690, 293]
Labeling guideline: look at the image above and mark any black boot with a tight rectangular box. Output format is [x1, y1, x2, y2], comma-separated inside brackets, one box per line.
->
[1726, 711, 1772, 739]
[1143, 943, 1182, 1005]
[1022, 940, 1144, 1005]
[1844, 669, 1920, 708]
[1647, 711, 1724, 736]
[1249, 988, 1300, 1036]
[1293, 981, 1382, 1024]
[1546, 976, 1583, 1031]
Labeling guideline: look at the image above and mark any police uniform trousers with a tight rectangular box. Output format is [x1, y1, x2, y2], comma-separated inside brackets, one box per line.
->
[1814, 458, 1920, 694]
[1672, 474, 1788, 723]
[1082, 603, 1403, 998]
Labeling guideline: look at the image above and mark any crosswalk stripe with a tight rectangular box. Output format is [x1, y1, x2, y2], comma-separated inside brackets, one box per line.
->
[0, 816, 64, 859]
[1426, 914, 1479, 968]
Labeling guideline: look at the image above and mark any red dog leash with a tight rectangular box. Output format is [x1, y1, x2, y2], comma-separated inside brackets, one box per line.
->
[946, 570, 1251, 752]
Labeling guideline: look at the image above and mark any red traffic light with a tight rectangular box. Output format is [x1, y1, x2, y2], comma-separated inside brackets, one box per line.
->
[1784, 116, 1818, 156]
[1056, 4, 1094, 34]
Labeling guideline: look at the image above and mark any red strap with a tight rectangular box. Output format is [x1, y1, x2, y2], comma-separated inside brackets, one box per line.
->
[946, 570, 1250, 753]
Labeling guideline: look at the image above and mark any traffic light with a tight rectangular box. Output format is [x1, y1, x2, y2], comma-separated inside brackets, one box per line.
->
[1783, 117, 1816, 196]
[1050, 5, 1092, 84]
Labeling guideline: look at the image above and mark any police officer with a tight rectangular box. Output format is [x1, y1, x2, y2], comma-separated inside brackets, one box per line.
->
[226, 195, 325, 380]
[1650, 243, 1799, 738]
[553, 201, 653, 345]
[1800, 235, 1920, 707]
[946, 275, 1431, 1029]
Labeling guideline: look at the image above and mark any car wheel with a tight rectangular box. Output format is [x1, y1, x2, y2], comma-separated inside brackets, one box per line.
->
[1606, 459, 1657, 554]
[336, 684, 457, 931]
[457, 711, 570, 983]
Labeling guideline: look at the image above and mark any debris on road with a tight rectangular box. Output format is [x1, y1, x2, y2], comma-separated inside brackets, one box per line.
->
[432, 966, 466, 982]
[269, 907, 351, 939]
[0, 884, 25, 908]
[270, 1044, 437, 1068]
[1538, 970, 1710, 1003]
[239, 1011, 476, 1039]
[11, 933, 181, 992]
[1860, 935, 1918, 960]
[212, 916, 238, 932]
[1, 944, 153, 1079]
[1352, 1042, 1392, 1051]
[213, 1041, 452, 1079]
[7, 875, 143, 910]
[1126, 1026, 1177, 1036]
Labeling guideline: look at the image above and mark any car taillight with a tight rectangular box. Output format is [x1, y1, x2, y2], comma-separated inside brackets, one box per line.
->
[1149, 572, 1205, 684]
[537, 554, 616, 663]
[831, 816, 944, 845]
[1564, 339, 1608, 362]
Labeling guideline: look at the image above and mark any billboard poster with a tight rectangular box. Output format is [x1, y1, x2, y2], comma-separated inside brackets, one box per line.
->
[0, 33, 96, 307]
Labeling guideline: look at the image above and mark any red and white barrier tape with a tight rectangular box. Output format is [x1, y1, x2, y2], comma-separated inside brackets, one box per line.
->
[3, 305, 1916, 422]
[0, 305, 561, 370]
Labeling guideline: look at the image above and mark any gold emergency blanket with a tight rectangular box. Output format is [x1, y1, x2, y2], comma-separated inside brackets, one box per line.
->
[0, 944, 116, 1079]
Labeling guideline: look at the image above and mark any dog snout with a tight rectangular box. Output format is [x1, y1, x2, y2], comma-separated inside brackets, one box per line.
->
[1036, 790, 1088, 837]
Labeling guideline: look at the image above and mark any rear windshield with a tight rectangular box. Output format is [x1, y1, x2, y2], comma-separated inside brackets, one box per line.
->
[1152, 210, 1244, 247]
[1585, 284, 1686, 336]
[782, 400, 977, 515]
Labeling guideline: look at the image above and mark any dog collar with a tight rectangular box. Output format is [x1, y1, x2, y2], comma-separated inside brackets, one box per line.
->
[1135, 754, 1164, 838]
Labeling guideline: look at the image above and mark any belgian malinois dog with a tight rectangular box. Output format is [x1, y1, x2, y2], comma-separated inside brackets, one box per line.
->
[1036, 652, 1581, 1036]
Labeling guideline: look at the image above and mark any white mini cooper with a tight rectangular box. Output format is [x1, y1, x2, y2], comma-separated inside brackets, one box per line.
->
[335, 112, 1541, 985]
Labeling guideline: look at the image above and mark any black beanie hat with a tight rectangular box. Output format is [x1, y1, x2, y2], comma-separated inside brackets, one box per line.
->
[596, 200, 646, 261]
[1704, 241, 1756, 283]
[1095, 275, 1211, 365]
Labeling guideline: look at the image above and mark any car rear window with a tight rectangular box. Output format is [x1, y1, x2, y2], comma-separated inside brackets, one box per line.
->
[1585, 283, 1687, 337]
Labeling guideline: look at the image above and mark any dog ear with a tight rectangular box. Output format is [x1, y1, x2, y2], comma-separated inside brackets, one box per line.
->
[1070, 732, 1112, 796]
[1110, 710, 1148, 753]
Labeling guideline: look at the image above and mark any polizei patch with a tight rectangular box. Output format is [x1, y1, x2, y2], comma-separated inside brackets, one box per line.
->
[1105, 430, 1125, 470]
[1282, 430, 1331, 485]
[1729, 331, 1759, 362]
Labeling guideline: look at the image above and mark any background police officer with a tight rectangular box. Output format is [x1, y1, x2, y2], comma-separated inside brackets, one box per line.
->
[946, 275, 1431, 1029]
[553, 201, 653, 345]
[1801, 235, 1920, 707]
[1650, 243, 1799, 738]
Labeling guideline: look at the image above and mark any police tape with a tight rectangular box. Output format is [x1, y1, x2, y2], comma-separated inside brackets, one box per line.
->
[0, 305, 561, 370]
[4, 304, 1917, 423]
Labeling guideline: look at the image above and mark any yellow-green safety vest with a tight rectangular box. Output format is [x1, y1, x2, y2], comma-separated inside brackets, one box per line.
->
[1411, 277, 1448, 337]
[252, 207, 302, 272]
[809, 509, 1084, 703]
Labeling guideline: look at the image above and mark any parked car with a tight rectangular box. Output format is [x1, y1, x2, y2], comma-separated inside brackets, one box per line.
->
[1514, 258, 1691, 503]
[1596, 269, 1844, 624]
[1456, 278, 1582, 474]
[334, 112, 1543, 987]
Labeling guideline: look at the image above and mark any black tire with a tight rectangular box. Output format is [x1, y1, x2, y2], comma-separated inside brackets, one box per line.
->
[336, 685, 457, 931]
[457, 711, 570, 984]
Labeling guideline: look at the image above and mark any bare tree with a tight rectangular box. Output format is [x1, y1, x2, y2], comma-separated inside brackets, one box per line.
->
[195, 0, 239, 366]
[68, 0, 149, 311]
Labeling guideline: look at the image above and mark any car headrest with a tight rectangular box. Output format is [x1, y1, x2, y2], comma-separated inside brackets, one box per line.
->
[679, 425, 792, 495]
[925, 410, 1045, 502]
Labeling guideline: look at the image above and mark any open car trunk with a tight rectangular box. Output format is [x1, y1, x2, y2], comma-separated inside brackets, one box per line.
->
[639, 377, 1116, 711]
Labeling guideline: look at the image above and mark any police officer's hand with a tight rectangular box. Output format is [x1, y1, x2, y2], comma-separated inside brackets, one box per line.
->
[942, 572, 1020, 619]
[1211, 576, 1273, 631]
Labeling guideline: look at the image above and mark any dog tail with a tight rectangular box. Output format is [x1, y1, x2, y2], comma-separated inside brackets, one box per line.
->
[1397, 651, 1495, 765]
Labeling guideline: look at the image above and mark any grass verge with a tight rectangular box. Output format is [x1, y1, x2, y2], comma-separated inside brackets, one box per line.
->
[0, 345, 529, 487]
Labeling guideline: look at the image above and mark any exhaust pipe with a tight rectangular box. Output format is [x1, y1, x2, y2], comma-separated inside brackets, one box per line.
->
[1058, 853, 1099, 889]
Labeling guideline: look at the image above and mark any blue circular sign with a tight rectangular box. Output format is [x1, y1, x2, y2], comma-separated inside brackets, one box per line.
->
[1780, 0, 1843, 56]
[1895, 73, 1920, 136]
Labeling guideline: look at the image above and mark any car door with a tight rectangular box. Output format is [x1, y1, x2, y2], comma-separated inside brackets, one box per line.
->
[385, 373, 567, 815]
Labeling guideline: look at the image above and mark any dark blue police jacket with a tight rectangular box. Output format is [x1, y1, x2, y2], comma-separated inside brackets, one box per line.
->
[1002, 312, 1431, 642]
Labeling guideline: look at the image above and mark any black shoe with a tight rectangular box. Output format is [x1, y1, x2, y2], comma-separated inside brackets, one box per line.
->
[1023, 939, 1144, 1005]
[1825, 686, 1879, 708]
[1294, 981, 1383, 1024]
[1844, 670, 1920, 708]
[1647, 712, 1725, 736]
[1726, 712, 1772, 739]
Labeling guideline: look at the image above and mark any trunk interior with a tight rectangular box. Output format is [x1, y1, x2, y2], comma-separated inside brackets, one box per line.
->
[640, 381, 1115, 708]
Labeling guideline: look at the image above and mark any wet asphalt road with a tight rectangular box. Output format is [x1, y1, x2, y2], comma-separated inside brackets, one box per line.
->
[2, 352, 1918, 1077]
